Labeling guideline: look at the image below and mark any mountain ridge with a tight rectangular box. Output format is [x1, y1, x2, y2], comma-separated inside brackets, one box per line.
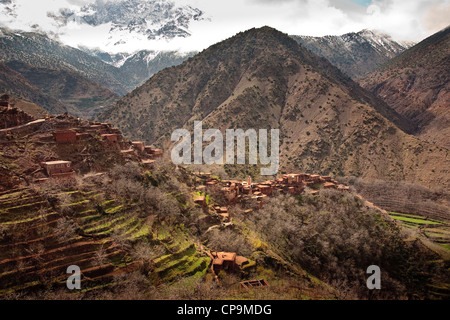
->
[292, 29, 414, 79]
[360, 25, 450, 148]
[99, 26, 447, 189]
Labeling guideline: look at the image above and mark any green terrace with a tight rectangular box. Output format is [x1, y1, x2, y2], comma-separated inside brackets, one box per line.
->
[0, 185, 213, 297]
[388, 212, 444, 227]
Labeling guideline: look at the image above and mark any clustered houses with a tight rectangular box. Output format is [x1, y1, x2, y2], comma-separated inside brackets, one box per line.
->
[129, 141, 163, 168]
[197, 173, 351, 281]
[217, 173, 350, 210]
[48, 119, 165, 177]
[194, 172, 351, 226]
[1, 112, 167, 183]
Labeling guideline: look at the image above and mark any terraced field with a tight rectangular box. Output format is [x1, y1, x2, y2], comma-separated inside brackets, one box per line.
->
[388, 211, 450, 299]
[0, 185, 209, 298]
[388, 212, 450, 250]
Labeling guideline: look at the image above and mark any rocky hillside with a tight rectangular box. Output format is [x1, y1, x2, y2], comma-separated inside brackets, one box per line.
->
[1, 94, 49, 120]
[0, 113, 446, 300]
[99, 27, 448, 189]
[291, 29, 413, 79]
[360, 26, 450, 149]
[0, 62, 68, 115]
[0, 27, 128, 95]
[5, 61, 119, 119]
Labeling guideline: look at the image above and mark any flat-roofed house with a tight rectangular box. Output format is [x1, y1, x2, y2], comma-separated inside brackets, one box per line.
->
[132, 141, 146, 152]
[101, 133, 119, 143]
[211, 251, 237, 274]
[41, 160, 75, 178]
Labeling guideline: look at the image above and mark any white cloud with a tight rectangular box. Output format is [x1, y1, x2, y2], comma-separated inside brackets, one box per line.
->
[1, 0, 448, 53]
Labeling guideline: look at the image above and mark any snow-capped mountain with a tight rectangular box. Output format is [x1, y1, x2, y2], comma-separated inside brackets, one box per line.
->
[0, 0, 16, 20]
[0, 0, 207, 54]
[56, 0, 205, 45]
[292, 29, 415, 78]
[78, 47, 196, 88]
[77, 46, 132, 68]
[118, 49, 196, 88]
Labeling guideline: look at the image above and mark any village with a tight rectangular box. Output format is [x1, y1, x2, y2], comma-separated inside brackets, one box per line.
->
[0, 94, 387, 290]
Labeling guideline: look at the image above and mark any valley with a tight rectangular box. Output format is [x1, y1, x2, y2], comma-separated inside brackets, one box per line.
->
[0, 1, 448, 301]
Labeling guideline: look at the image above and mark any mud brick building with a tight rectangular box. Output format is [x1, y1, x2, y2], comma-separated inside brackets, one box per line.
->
[211, 251, 237, 274]
[145, 146, 163, 159]
[151, 148, 163, 158]
[53, 130, 77, 144]
[323, 182, 337, 189]
[194, 194, 207, 209]
[101, 133, 119, 144]
[132, 141, 146, 152]
[41, 160, 75, 178]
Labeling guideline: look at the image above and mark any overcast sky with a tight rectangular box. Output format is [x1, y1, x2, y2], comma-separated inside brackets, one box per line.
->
[0, 0, 449, 53]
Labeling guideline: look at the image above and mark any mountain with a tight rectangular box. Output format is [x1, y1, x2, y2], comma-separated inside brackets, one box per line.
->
[55, 0, 205, 52]
[291, 29, 414, 79]
[99, 26, 448, 189]
[6, 95, 49, 119]
[118, 50, 197, 89]
[0, 62, 68, 114]
[5, 60, 120, 119]
[79, 47, 197, 89]
[360, 26, 450, 149]
[77, 47, 132, 68]
[0, 27, 129, 95]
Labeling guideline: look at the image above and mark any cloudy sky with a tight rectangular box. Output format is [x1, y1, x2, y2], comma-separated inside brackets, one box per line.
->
[0, 0, 449, 53]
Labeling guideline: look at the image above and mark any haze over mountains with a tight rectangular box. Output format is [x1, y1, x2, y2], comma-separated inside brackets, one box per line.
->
[55, 0, 206, 51]
[0, 27, 195, 118]
[99, 26, 448, 189]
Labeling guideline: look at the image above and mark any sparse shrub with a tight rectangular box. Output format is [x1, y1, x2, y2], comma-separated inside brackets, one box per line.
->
[206, 229, 253, 256]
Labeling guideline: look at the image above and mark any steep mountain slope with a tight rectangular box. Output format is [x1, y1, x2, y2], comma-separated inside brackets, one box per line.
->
[0, 27, 129, 95]
[291, 29, 413, 79]
[100, 27, 448, 189]
[6, 61, 119, 119]
[77, 47, 131, 68]
[360, 26, 450, 149]
[118, 50, 197, 89]
[79, 48, 196, 89]
[0, 62, 68, 114]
